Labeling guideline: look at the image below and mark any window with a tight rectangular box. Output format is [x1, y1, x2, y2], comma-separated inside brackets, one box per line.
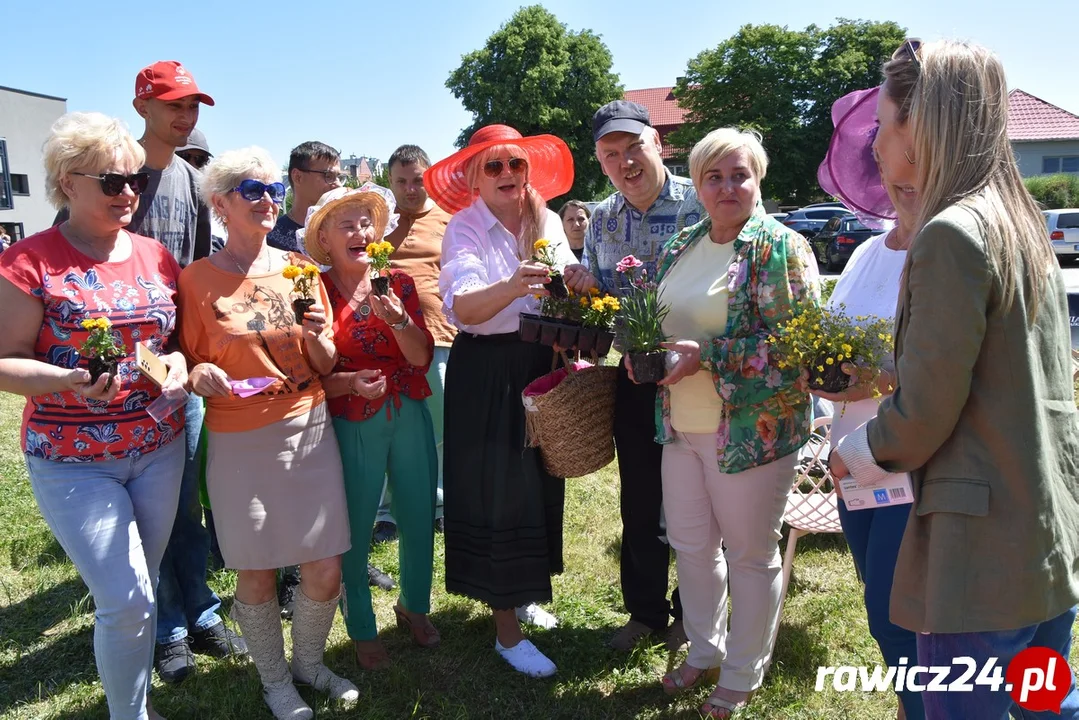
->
[1043, 156, 1079, 174]
[667, 163, 687, 176]
[845, 218, 868, 232]
[807, 209, 848, 221]
[1058, 213, 1079, 230]
[10, 174, 28, 195]
[822, 217, 842, 233]
[0, 140, 11, 211]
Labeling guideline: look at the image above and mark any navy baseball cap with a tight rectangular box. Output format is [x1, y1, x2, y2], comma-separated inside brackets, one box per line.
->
[592, 100, 651, 142]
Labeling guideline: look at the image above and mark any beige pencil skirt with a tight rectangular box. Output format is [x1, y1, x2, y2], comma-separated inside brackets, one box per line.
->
[205, 401, 351, 570]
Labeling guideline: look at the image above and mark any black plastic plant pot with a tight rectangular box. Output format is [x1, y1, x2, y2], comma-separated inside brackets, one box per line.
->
[372, 276, 390, 297]
[547, 272, 568, 299]
[577, 327, 599, 354]
[629, 350, 668, 383]
[538, 319, 560, 347]
[556, 321, 580, 349]
[293, 297, 316, 326]
[88, 356, 118, 391]
[519, 313, 543, 344]
[595, 330, 615, 357]
[808, 356, 850, 393]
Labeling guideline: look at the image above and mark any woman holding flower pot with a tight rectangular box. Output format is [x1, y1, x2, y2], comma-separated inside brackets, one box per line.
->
[428, 124, 591, 677]
[0, 112, 188, 720]
[178, 147, 356, 720]
[637, 128, 819, 718]
[302, 185, 441, 669]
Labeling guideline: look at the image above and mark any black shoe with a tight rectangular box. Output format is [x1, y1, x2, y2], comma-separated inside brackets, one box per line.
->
[434, 517, 445, 534]
[372, 521, 398, 544]
[278, 571, 301, 620]
[154, 638, 196, 684]
[368, 563, 396, 591]
[190, 621, 248, 658]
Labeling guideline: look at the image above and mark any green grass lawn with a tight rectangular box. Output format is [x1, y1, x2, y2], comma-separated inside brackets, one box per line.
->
[0, 388, 1066, 720]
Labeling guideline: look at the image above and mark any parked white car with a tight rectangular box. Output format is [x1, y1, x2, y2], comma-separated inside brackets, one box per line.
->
[1045, 209, 1079, 262]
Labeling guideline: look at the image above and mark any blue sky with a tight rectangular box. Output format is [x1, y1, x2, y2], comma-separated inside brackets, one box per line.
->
[2, 0, 1076, 171]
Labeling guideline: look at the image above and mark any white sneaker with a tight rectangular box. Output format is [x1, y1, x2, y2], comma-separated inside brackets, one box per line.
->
[495, 638, 557, 678]
[515, 603, 559, 629]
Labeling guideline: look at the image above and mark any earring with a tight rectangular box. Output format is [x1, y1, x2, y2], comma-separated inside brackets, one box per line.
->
[904, 150, 915, 165]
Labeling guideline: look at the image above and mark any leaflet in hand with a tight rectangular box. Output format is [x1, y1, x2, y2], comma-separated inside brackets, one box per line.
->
[838, 473, 913, 511]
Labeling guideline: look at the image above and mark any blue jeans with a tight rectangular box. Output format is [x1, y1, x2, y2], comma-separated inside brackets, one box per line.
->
[918, 607, 1079, 719]
[376, 345, 448, 524]
[26, 435, 185, 720]
[155, 394, 222, 644]
[839, 500, 925, 719]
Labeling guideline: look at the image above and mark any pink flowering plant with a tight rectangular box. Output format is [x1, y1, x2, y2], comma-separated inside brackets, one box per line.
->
[614, 255, 669, 354]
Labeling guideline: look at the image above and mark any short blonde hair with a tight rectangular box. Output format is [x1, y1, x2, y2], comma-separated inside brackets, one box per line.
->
[688, 128, 768, 191]
[43, 112, 145, 210]
[199, 146, 281, 215]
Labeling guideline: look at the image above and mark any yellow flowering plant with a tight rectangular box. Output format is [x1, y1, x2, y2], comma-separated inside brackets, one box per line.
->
[79, 316, 126, 389]
[581, 293, 620, 329]
[770, 304, 893, 394]
[282, 263, 320, 299]
[531, 238, 567, 299]
[366, 240, 394, 275]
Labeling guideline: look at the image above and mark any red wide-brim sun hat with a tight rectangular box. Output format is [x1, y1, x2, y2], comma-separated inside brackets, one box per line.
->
[818, 86, 897, 228]
[424, 125, 574, 215]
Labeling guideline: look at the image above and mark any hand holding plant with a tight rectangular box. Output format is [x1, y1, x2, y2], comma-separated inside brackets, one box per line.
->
[532, 238, 567, 298]
[614, 255, 670, 383]
[283, 263, 321, 324]
[79, 317, 126, 391]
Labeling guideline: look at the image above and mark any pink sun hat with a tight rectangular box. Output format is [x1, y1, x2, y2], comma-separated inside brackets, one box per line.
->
[818, 86, 897, 229]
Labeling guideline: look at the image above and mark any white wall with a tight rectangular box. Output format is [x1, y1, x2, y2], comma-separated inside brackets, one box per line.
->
[0, 88, 67, 237]
[1012, 140, 1079, 177]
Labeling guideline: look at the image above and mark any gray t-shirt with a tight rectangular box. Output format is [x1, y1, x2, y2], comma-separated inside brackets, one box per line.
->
[54, 155, 212, 267]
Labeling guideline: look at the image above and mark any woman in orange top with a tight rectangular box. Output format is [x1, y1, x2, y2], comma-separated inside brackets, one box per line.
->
[178, 147, 355, 720]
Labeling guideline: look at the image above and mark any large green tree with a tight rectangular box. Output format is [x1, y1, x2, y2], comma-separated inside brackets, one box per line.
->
[668, 19, 906, 204]
[446, 5, 623, 206]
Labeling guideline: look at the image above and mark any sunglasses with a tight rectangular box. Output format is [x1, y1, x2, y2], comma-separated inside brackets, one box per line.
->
[232, 179, 287, 203]
[298, 168, 349, 184]
[482, 157, 528, 179]
[72, 172, 150, 196]
[893, 38, 922, 67]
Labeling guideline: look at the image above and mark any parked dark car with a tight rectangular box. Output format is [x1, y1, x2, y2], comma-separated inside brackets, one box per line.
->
[810, 214, 876, 271]
[782, 207, 851, 239]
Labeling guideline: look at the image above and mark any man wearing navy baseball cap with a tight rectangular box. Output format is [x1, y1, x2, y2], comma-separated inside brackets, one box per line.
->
[583, 99, 703, 654]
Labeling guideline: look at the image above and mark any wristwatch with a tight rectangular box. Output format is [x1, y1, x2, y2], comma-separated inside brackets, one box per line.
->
[389, 315, 410, 331]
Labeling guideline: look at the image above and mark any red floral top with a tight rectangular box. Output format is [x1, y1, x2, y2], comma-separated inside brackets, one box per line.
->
[0, 227, 184, 462]
[326, 270, 433, 421]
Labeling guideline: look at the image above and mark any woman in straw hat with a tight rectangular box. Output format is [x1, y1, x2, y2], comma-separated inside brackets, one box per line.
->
[303, 184, 440, 670]
[179, 147, 357, 720]
[428, 124, 592, 677]
[830, 40, 1079, 719]
[812, 85, 924, 720]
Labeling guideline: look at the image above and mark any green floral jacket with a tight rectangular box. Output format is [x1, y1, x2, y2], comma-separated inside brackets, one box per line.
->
[653, 211, 821, 473]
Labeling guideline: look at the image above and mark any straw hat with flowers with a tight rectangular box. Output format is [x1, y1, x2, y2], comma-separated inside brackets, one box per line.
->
[302, 183, 399, 265]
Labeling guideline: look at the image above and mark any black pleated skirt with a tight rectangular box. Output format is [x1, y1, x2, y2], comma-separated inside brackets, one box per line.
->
[443, 331, 565, 609]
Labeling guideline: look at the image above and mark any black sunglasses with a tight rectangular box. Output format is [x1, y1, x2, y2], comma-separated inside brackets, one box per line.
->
[482, 157, 527, 179]
[232, 179, 287, 203]
[893, 38, 922, 67]
[72, 172, 150, 196]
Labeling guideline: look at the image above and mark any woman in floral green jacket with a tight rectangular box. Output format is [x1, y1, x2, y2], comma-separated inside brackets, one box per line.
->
[634, 128, 819, 719]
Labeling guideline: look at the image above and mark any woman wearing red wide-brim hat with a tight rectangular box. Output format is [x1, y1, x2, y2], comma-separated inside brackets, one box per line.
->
[430, 124, 594, 678]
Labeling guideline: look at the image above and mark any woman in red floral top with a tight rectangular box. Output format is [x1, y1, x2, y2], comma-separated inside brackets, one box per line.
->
[304, 186, 440, 669]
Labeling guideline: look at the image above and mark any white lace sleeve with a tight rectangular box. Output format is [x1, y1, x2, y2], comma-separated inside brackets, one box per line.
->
[439, 217, 491, 328]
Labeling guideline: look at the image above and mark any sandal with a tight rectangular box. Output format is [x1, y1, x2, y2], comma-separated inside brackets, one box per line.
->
[353, 639, 390, 670]
[394, 603, 441, 648]
[700, 688, 750, 719]
[660, 663, 720, 695]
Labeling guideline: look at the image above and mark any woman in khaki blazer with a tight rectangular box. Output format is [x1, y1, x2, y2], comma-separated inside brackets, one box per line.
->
[830, 39, 1079, 719]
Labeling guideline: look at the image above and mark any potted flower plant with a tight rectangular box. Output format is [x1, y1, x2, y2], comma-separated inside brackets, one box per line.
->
[578, 290, 619, 356]
[531, 238, 567, 299]
[79, 317, 126, 391]
[770, 304, 894, 394]
[366, 240, 394, 296]
[283, 263, 321, 325]
[614, 255, 669, 383]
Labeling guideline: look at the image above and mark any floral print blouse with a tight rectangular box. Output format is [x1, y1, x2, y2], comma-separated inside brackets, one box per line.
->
[653, 211, 821, 473]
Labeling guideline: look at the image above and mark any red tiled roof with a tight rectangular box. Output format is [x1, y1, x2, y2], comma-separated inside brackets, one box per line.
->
[624, 87, 688, 127]
[1008, 89, 1079, 142]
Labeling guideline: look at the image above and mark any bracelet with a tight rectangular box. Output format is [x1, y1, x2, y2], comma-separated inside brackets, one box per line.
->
[348, 372, 360, 396]
[389, 315, 410, 331]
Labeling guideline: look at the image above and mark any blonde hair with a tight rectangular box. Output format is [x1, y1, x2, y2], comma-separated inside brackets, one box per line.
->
[889, 40, 1053, 316]
[43, 112, 145, 209]
[688, 128, 768, 193]
[465, 144, 546, 258]
[199, 146, 281, 220]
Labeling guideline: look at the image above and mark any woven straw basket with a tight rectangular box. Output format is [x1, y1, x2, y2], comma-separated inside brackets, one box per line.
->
[523, 352, 617, 478]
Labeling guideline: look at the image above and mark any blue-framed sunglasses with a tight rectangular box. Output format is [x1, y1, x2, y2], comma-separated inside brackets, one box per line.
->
[232, 179, 286, 203]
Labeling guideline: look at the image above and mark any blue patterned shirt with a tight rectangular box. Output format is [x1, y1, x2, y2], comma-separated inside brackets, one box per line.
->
[584, 172, 703, 296]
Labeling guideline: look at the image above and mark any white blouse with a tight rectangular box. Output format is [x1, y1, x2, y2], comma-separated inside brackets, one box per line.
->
[439, 197, 577, 335]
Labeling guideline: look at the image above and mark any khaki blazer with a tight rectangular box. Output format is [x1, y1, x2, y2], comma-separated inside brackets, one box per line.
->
[867, 204, 1079, 633]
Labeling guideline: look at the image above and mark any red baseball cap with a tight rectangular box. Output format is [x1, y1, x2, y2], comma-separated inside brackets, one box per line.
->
[134, 60, 215, 105]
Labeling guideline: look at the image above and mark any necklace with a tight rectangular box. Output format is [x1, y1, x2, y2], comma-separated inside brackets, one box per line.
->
[65, 223, 117, 260]
[222, 244, 266, 275]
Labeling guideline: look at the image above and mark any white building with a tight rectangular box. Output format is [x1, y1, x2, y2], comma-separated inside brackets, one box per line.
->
[0, 86, 67, 241]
